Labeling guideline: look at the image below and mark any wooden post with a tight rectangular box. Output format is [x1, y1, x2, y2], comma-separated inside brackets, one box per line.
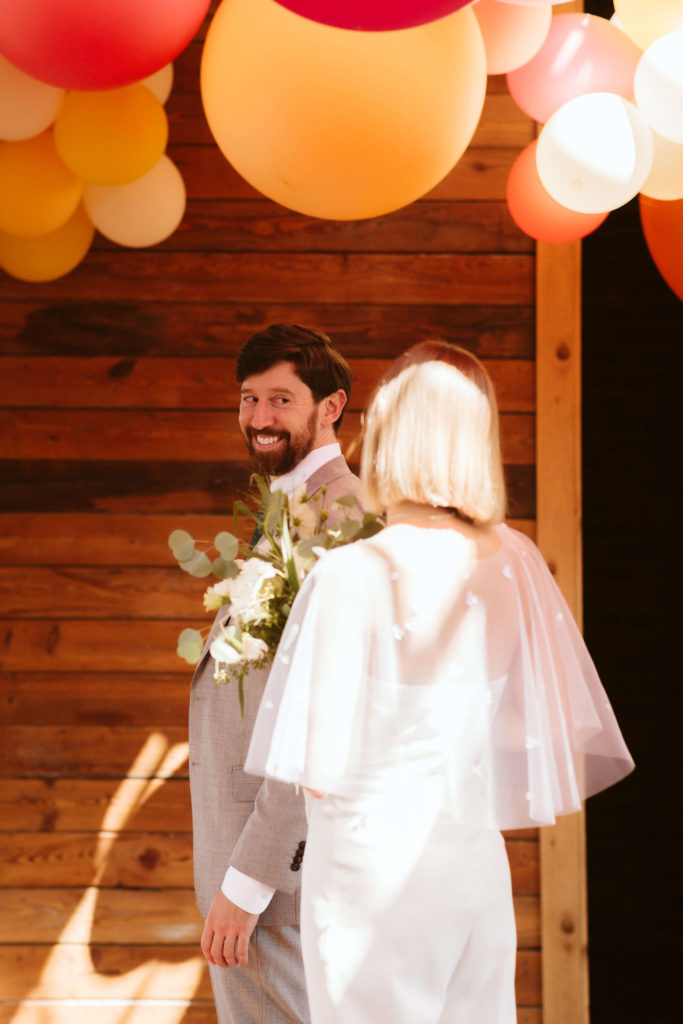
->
[536, 236, 589, 1024]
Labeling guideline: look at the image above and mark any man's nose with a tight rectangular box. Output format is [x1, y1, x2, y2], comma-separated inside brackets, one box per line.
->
[251, 401, 275, 428]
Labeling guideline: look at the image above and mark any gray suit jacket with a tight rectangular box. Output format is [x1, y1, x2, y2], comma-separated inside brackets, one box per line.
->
[189, 456, 363, 925]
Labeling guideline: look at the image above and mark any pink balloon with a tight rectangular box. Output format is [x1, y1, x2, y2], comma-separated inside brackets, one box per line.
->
[506, 13, 642, 124]
[474, 0, 551, 75]
[506, 140, 608, 244]
[0, 0, 211, 90]
[273, 1, 475, 31]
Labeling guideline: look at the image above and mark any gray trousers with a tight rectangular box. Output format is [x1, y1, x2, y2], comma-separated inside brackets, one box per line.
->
[208, 924, 311, 1024]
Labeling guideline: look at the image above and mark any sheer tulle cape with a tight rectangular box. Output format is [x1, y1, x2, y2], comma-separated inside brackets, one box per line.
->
[245, 525, 634, 829]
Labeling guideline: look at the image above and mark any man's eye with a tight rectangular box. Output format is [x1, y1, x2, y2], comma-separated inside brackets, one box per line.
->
[240, 395, 256, 404]
[273, 397, 291, 406]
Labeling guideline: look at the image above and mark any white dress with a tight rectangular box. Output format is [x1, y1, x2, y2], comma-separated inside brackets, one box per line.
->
[245, 524, 634, 1024]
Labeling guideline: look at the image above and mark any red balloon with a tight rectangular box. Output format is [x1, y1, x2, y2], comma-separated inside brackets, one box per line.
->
[506, 140, 608, 243]
[0, 0, 211, 90]
[273, 1, 475, 31]
[639, 194, 683, 302]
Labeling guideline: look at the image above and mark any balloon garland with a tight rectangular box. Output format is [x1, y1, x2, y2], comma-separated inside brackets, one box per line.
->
[0, 0, 680, 297]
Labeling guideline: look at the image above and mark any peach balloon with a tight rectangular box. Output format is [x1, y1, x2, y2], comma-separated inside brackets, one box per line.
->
[83, 155, 186, 247]
[201, 0, 487, 219]
[507, 13, 642, 124]
[614, 0, 683, 51]
[536, 93, 653, 215]
[0, 55, 64, 141]
[641, 130, 683, 200]
[639, 193, 683, 301]
[54, 84, 168, 186]
[0, 202, 94, 282]
[474, 0, 551, 74]
[507, 140, 608, 243]
[143, 63, 174, 105]
[0, 130, 82, 237]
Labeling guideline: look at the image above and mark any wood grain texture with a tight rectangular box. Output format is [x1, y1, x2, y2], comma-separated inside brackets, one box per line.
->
[0, 357, 535, 410]
[0, 302, 534, 358]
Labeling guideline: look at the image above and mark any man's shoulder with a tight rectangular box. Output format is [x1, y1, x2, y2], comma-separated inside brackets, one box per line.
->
[306, 455, 362, 503]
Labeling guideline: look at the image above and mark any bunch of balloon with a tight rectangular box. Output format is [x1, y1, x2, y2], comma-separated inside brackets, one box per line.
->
[0, 0, 211, 281]
[200, 0, 489, 220]
[500, 0, 683, 301]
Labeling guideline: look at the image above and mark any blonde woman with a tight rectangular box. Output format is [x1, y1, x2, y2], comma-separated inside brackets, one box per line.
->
[246, 341, 634, 1024]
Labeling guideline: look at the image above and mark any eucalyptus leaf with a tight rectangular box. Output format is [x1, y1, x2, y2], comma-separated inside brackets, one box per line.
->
[334, 493, 360, 508]
[338, 519, 361, 540]
[214, 531, 239, 560]
[212, 556, 239, 580]
[179, 550, 213, 578]
[176, 627, 204, 664]
[295, 534, 328, 558]
[168, 529, 195, 562]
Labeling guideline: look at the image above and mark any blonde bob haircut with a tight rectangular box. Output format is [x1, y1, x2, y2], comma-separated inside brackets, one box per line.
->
[361, 341, 506, 526]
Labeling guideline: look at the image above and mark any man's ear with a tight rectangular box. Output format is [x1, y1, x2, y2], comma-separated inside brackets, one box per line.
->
[320, 389, 347, 425]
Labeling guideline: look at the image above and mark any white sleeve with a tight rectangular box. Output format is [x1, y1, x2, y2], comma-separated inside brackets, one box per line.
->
[221, 865, 276, 914]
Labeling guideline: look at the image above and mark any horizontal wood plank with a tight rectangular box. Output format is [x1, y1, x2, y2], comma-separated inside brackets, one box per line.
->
[0, 252, 534, 304]
[0, 1006, 217, 1024]
[0, 357, 534, 412]
[0, 723, 192, 776]
[1, 675, 192, 728]
[0, 945, 540, 1003]
[0, 568, 207, 620]
[0, 302, 534, 358]
[0, 515, 537, 566]
[0, 832, 538, 892]
[0, 461, 536, 518]
[0, 778, 192, 833]
[90, 200, 531, 255]
[0, 411, 535, 464]
[0, 887, 539, 946]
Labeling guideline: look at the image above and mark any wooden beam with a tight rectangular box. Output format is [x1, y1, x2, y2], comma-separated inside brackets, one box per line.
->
[536, 235, 589, 1024]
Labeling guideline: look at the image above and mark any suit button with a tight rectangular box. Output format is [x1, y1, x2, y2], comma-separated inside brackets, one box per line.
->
[290, 860, 301, 871]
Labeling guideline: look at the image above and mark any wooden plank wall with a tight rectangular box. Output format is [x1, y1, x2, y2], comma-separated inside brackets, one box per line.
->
[0, 8, 542, 1022]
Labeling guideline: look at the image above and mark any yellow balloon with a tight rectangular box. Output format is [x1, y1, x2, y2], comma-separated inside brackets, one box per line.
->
[0, 203, 94, 282]
[0, 130, 83, 237]
[201, 0, 487, 219]
[614, 0, 683, 50]
[54, 84, 168, 186]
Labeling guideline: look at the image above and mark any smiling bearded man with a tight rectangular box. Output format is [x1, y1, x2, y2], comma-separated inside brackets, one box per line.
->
[188, 323, 363, 1024]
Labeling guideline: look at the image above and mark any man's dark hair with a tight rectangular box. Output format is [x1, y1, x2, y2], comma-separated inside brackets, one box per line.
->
[236, 323, 353, 430]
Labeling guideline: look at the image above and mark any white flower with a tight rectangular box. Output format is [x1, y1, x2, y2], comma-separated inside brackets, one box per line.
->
[210, 634, 241, 665]
[288, 486, 319, 539]
[242, 635, 269, 661]
[203, 578, 233, 611]
[220, 558, 278, 621]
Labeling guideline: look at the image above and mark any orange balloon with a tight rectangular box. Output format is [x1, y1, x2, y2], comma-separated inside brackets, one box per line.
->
[0, 130, 82, 237]
[201, 0, 486, 219]
[0, 203, 94, 281]
[639, 194, 683, 302]
[54, 84, 168, 185]
[507, 140, 608, 243]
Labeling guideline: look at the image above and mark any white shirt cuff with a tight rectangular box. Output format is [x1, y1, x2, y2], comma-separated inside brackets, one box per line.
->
[221, 866, 276, 914]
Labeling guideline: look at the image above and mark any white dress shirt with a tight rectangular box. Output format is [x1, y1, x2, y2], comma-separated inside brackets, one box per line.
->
[221, 442, 341, 913]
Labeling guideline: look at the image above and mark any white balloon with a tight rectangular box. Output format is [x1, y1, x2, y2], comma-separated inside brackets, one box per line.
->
[83, 154, 186, 248]
[640, 128, 683, 199]
[0, 54, 64, 141]
[142, 63, 174, 105]
[634, 31, 683, 144]
[537, 92, 653, 214]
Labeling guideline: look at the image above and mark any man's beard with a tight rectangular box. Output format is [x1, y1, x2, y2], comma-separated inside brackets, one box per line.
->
[244, 409, 318, 476]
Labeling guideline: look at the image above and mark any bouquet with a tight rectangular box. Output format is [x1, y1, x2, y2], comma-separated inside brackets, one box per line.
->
[169, 474, 383, 714]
